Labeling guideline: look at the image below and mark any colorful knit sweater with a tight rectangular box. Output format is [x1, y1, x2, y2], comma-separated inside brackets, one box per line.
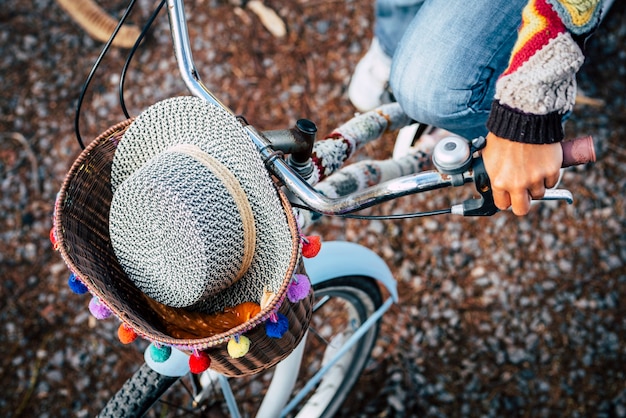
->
[486, 0, 604, 144]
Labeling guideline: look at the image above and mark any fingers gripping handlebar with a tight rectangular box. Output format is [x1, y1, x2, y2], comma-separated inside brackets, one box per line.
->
[451, 136, 596, 216]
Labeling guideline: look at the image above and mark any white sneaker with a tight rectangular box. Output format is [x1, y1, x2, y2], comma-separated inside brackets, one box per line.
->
[392, 125, 454, 160]
[392, 124, 421, 160]
[348, 38, 392, 112]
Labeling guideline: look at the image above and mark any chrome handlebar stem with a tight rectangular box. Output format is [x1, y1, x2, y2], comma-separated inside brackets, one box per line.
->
[166, 0, 228, 110]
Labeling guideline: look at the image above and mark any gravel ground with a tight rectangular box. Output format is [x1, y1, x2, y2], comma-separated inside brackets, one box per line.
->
[1, 0, 625, 417]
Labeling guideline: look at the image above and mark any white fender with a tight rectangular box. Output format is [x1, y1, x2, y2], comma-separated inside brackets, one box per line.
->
[145, 344, 190, 377]
[303, 240, 398, 301]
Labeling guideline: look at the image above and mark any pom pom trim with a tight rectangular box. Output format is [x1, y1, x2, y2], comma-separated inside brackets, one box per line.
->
[227, 335, 250, 358]
[301, 235, 322, 258]
[265, 312, 289, 338]
[68, 272, 89, 294]
[287, 273, 311, 303]
[118, 323, 138, 344]
[89, 297, 112, 320]
[189, 351, 212, 374]
[149, 343, 172, 363]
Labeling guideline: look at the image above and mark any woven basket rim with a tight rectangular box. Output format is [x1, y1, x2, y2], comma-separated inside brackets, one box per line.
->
[54, 118, 304, 349]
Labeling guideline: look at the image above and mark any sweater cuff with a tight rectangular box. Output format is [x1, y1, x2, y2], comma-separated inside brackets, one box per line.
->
[487, 101, 564, 144]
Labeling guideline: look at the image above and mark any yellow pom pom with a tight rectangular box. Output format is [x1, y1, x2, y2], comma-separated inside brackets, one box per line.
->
[227, 335, 250, 358]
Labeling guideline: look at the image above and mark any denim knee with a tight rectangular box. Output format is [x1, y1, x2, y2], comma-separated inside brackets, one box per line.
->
[384, 0, 525, 139]
[390, 66, 489, 139]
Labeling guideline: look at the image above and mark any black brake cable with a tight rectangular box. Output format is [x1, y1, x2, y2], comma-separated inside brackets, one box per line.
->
[340, 208, 452, 219]
[73, 0, 138, 149]
[290, 202, 452, 220]
[119, 0, 167, 119]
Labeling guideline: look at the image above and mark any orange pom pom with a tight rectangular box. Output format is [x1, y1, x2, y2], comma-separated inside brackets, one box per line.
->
[118, 323, 138, 344]
[302, 235, 322, 258]
[189, 351, 211, 374]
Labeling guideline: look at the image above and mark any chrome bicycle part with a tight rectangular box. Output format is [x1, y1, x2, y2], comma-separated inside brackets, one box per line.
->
[431, 136, 472, 175]
[166, 0, 229, 111]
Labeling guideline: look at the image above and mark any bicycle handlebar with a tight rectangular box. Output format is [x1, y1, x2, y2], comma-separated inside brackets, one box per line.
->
[264, 135, 595, 217]
[449, 136, 595, 216]
[561, 135, 596, 167]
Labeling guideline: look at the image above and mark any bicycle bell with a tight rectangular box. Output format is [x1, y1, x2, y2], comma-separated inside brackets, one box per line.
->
[432, 136, 473, 175]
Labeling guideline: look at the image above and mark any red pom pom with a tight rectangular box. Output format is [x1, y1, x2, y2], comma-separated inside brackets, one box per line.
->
[118, 323, 138, 344]
[189, 351, 211, 374]
[49, 227, 58, 250]
[302, 235, 321, 258]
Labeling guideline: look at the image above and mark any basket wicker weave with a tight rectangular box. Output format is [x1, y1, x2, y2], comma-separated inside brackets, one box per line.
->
[54, 116, 313, 377]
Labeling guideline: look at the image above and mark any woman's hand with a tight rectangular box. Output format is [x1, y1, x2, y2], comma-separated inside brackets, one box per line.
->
[481, 133, 563, 216]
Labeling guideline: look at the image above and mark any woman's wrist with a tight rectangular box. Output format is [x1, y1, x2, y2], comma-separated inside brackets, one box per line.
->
[486, 101, 564, 145]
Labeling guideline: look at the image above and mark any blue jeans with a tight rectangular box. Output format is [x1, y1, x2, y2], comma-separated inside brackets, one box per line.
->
[374, 0, 526, 140]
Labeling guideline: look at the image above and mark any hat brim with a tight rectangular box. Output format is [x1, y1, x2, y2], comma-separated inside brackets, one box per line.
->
[54, 98, 302, 349]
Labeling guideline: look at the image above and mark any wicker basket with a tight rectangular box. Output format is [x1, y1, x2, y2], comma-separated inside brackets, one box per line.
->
[54, 119, 313, 377]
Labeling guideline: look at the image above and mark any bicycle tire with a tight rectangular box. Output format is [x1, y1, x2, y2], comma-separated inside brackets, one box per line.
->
[98, 275, 382, 417]
[98, 363, 179, 417]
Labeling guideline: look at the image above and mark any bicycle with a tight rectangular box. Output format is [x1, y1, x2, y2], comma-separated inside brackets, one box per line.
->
[53, 1, 597, 417]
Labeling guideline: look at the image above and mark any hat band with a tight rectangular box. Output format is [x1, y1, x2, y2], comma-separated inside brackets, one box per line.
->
[168, 143, 256, 282]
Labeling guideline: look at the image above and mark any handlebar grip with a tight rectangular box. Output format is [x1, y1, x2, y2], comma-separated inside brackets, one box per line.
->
[562, 136, 596, 167]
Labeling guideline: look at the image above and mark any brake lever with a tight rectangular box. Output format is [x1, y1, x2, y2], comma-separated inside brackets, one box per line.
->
[450, 155, 498, 216]
[450, 155, 574, 216]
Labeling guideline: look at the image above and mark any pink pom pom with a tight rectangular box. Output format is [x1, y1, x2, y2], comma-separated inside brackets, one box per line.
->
[287, 274, 311, 303]
[89, 297, 112, 320]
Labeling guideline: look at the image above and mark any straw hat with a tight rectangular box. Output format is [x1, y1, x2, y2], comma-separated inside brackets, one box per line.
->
[53, 96, 313, 375]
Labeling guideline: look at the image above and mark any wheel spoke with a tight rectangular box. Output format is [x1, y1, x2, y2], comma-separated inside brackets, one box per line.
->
[312, 294, 331, 312]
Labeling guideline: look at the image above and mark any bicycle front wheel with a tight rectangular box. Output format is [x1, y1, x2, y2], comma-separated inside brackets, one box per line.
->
[282, 275, 383, 418]
[99, 275, 382, 418]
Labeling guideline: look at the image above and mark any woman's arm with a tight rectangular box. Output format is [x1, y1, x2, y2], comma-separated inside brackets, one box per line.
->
[482, 0, 604, 215]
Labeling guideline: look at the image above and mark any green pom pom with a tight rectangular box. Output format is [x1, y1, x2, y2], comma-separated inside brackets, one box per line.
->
[149, 344, 172, 363]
